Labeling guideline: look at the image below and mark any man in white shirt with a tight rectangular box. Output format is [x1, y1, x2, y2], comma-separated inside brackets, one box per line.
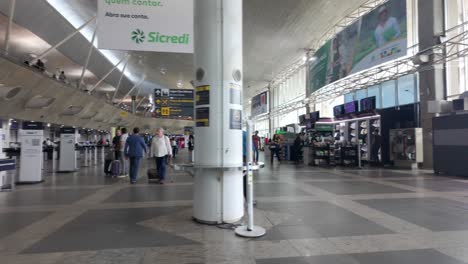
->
[374, 6, 401, 47]
[150, 128, 172, 184]
[119, 127, 129, 177]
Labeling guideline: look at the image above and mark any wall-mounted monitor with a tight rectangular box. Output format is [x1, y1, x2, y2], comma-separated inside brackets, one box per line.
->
[360, 96, 376, 112]
[344, 101, 358, 114]
[309, 111, 320, 122]
[299, 114, 306, 125]
[22, 121, 44, 130]
[453, 98, 468, 111]
[334, 104, 345, 117]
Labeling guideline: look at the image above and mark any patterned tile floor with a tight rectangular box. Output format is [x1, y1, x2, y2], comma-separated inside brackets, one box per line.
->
[1, 151, 468, 263]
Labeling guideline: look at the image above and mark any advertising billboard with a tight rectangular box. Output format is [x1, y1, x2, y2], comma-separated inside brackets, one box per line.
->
[251, 91, 268, 117]
[97, 0, 194, 53]
[308, 0, 407, 95]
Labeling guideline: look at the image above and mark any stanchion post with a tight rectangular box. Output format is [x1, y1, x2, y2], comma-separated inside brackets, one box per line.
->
[235, 118, 266, 238]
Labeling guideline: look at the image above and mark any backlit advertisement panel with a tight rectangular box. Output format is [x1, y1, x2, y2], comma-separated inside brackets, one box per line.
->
[308, 0, 407, 95]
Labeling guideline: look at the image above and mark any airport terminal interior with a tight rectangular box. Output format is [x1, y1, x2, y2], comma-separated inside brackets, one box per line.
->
[2, 0, 468, 263]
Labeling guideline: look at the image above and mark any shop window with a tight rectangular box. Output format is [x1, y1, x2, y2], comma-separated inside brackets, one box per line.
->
[398, 74, 416, 106]
[344, 92, 355, 103]
[367, 85, 381, 109]
[381, 80, 397, 108]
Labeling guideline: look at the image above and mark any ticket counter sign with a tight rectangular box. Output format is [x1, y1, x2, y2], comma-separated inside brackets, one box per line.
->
[97, 0, 194, 53]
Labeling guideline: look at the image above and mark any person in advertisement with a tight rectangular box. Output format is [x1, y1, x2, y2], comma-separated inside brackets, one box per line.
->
[374, 5, 401, 47]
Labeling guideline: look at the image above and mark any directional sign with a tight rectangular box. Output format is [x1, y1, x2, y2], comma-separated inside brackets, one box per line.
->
[153, 88, 194, 119]
[161, 107, 170, 116]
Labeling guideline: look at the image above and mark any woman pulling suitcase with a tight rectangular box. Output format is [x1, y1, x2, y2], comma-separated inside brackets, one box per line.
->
[150, 128, 172, 184]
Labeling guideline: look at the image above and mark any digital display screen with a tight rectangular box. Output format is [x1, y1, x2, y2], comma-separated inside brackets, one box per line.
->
[360, 96, 376, 112]
[309, 111, 320, 122]
[333, 105, 345, 117]
[22, 121, 44, 130]
[306, 121, 313, 129]
[344, 101, 358, 114]
[299, 115, 306, 125]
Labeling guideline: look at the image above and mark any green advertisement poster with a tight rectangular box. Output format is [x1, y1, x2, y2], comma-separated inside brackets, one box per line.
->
[351, 0, 407, 74]
[308, 40, 331, 95]
[307, 0, 407, 94]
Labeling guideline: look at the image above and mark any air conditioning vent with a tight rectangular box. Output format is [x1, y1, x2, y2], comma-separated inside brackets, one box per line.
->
[25, 96, 56, 109]
[62, 105, 84, 116]
[0, 86, 22, 100]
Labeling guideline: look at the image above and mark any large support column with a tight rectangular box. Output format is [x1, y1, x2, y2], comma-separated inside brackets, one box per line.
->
[193, 0, 244, 224]
[418, 0, 446, 169]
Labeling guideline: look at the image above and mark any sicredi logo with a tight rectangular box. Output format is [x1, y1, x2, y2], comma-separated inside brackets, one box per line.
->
[131, 30, 190, 45]
[131, 29, 145, 44]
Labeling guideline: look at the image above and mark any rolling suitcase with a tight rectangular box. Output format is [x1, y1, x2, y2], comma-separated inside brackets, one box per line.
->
[111, 160, 121, 177]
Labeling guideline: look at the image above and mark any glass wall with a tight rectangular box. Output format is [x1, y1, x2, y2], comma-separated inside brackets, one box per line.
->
[270, 67, 307, 132]
[445, 0, 468, 99]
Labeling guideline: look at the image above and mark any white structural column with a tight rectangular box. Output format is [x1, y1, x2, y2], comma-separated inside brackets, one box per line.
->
[193, 0, 244, 224]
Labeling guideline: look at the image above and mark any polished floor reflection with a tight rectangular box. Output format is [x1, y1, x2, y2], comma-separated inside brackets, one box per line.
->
[1, 151, 468, 263]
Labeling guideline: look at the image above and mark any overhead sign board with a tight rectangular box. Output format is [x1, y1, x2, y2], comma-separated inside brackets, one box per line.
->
[97, 0, 194, 53]
[153, 88, 194, 119]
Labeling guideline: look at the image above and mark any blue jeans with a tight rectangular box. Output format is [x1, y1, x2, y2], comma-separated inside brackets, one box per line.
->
[253, 146, 259, 162]
[155, 156, 167, 181]
[129, 157, 142, 182]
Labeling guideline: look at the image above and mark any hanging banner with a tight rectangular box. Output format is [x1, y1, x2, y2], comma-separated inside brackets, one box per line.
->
[251, 91, 268, 117]
[97, 0, 194, 53]
[308, 0, 407, 95]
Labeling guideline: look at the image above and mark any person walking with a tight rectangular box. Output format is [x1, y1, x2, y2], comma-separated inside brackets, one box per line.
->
[252, 131, 261, 164]
[124, 127, 147, 184]
[150, 128, 172, 184]
[270, 134, 281, 164]
[170, 137, 178, 158]
[119, 128, 129, 177]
